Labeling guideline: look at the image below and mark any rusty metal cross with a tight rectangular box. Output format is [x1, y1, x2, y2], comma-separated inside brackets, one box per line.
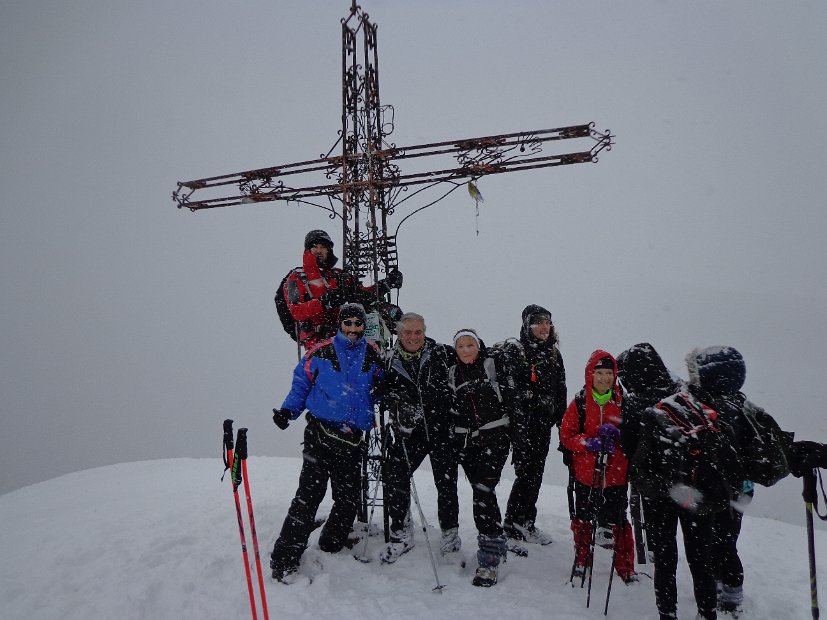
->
[172, 2, 613, 287]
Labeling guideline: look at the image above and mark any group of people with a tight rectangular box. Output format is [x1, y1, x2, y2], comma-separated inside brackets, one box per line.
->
[266, 230, 827, 620]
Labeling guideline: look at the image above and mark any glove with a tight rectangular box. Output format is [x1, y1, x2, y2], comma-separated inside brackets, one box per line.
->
[386, 269, 403, 289]
[272, 408, 292, 430]
[598, 423, 620, 455]
[585, 437, 603, 454]
[790, 440, 827, 477]
[319, 288, 347, 310]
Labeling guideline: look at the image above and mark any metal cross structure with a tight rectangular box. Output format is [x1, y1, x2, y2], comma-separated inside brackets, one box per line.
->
[173, 2, 613, 289]
[172, 2, 613, 532]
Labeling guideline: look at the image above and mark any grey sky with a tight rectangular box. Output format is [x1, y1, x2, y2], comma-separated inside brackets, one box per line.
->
[2, 1, 825, 528]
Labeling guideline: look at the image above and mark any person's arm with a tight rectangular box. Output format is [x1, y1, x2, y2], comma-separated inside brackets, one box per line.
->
[790, 440, 827, 476]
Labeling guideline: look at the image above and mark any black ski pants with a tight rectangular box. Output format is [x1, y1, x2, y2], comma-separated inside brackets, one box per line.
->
[455, 432, 510, 538]
[384, 423, 459, 535]
[644, 496, 718, 618]
[505, 415, 553, 527]
[270, 416, 364, 571]
[711, 505, 744, 588]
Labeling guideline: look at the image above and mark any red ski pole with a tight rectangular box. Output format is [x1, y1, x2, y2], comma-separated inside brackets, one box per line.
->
[235, 428, 270, 620]
[223, 420, 258, 620]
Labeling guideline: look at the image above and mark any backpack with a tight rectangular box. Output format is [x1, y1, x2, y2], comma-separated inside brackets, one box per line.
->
[630, 390, 742, 515]
[738, 400, 792, 487]
[448, 356, 503, 403]
[275, 269, 303, 341]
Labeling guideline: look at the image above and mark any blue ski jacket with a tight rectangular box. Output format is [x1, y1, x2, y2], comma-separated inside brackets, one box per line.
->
[281, 331, 384, 432]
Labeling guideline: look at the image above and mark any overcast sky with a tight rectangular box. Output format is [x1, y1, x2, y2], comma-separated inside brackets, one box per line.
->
[2, 1, 826, 528]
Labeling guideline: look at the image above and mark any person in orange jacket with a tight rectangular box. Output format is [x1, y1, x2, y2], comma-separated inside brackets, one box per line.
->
[559, 350, 636, 583]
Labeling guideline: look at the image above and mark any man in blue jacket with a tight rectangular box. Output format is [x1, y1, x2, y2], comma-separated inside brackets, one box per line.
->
[270, 303, 384, 583]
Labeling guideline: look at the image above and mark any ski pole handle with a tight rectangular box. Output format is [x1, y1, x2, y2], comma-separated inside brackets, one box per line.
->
[236, 428, 249, 461]
[224, 419, 235, 451]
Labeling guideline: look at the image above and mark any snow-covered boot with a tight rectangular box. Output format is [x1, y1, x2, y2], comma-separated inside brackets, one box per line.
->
[718, 583, 743, 617]
[510, 520, 553, 545]
[472, 565, 498, 587]
[270, 557, 300, 584]
[379, 530, 414, 564]
[440, 527, 461, 554]
[695, 608, 718, 620]
[473, 533, 506, 587]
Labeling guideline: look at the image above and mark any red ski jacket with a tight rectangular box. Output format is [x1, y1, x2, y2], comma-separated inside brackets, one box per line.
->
[559, 350, 629, 488]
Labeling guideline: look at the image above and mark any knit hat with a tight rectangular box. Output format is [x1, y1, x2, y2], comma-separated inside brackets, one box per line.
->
[686, 346, 746, 395]
[453, 328, 481, 348]
[304, 229, 334, 250]
[338, 303, 366, 324]
[593, 355, 614, 371]
[522, 304, 552, 329]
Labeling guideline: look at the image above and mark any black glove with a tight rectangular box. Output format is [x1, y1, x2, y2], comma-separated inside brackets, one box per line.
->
[319, 288, 347, 310]
[790, 440, 827, 477]
[273, 408, 292, 430]
[386, 269, 403, 289]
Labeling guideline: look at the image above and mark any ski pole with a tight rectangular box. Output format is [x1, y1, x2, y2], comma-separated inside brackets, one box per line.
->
[803, 470, 820, 620]
[570, 454, 602, 586]
[402, 438, 445, 592]
[355, 424, 387, 564]
[223, 420, 258, 620]
[604, 505, 625, 616]
[629, 483, 647, 564]
[235, 428, 269, 620]
[586, 452, 608, 608]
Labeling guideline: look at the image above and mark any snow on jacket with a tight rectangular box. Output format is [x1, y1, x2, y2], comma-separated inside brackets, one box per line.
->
[559, 350, 628, 488]
[280, 331, 384, 432]
[282, 250, 377, 348]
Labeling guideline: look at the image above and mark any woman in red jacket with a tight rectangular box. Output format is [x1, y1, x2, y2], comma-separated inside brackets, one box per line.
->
[559, 350, 636, 583]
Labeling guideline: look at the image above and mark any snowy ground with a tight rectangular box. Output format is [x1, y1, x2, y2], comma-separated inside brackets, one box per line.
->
[1, 456, 822, 619]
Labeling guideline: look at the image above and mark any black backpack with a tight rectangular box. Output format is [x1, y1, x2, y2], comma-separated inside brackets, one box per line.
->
[275, 270, 301, 341]
[738, 400, 792, 487]
[630, 390, 742, 515]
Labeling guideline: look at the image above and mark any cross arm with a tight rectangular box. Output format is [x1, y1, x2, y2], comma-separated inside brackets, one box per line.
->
[172, 123, 612, 211]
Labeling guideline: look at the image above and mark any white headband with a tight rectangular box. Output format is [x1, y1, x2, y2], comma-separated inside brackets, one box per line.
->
[453, 329, 480, 347]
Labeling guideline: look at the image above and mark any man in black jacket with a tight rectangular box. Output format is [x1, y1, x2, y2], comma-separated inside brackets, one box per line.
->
[503, 304, 567, 545]
[378, 312, 460, 563]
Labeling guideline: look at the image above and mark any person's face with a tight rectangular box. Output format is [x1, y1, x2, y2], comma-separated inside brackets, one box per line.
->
[455, 336, 480, 364]
[310, 243, 330, 265]
[399, 320, 426, 353]
[530, 319, 551, 342]
[593, 368, 615, 395]
[340, 317, 365, 342]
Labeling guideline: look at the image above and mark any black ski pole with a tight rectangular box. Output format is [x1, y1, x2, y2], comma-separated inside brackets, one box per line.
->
[586, 451, 608, 609]
[222, 420, 258, 620]
[235, 428, 269, 620]
[604, 504, 625, 616]
[629, 483, 647, 564]
[803, 470, 821, 620]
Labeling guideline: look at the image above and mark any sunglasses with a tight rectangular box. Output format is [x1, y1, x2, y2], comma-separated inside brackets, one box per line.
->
[342, 319, 364, 327]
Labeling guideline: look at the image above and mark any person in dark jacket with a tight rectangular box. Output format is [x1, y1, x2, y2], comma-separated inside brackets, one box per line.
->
[378, 312, 460, 563]
[629, 362, 743, 620]
[279, 230, 402, 349]
[269, 303, 384, 583]
[617, 343, 682, 462]
[559, 351, 636, 583]
[503, 304, 567, 545]
[449, 328, 519, 587]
